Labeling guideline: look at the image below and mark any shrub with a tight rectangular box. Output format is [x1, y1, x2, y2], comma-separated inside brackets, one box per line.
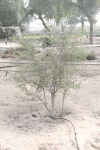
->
[14, 34, 85, 117]
[42, 36, 56, 48]
[86, 51, 96, 60]
[43, 37, 52, 47]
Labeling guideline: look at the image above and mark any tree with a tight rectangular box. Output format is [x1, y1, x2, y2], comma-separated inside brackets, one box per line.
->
[0, 0, 26, 29]
[56, 0, 99, 44]
[25, 0, 54, 32]
[68, 8, 97, 32]
[70, 0, 99, 44]
[21, 0, 99, 43]
[68, 11, 86, 32]
[10, 0, 24, 25]
[68, 11, 87, 31]
[25, 0, 71, 32]
[14, 35, 86, 117]
[0, 0, 18, 26]
[53, 0, 71, 25]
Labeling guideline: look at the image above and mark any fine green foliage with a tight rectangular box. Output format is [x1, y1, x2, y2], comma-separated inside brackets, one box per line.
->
[43, 37, 52, 47]
[14, 34, 86, 117]
[42, 36, 56, 47]
[0, 0, 26, 27]
[0, 0, 18, 26]
[71, 0, 99, 44]
[68, 9, 97, 31]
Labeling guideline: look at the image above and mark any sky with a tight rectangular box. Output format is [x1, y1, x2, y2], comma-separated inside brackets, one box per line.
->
[96, 13, 100, 26]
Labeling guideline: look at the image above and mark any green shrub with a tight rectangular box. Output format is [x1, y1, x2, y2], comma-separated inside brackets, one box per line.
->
[14, 34, 86, 117]
[43, 37, 52, 47]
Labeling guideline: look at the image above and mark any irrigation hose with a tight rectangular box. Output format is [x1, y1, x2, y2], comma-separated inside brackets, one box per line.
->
[50, 116, 80, 150]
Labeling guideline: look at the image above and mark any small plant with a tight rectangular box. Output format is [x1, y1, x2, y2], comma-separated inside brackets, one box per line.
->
[43, 37, 52, 47]
[86, 51, 96, 60]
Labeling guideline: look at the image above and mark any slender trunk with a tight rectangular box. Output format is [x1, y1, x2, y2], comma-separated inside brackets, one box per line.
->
[44, 103, 51, 116]
[72, 0, 94, 44]
[81, 21, 84, 32]
[36, 90, 51, 116]
[5, 38, 7, 45]
[39, 15, 50, 32]
[61, 92, 66, 115]
[90, 19, 93, 45]
[51, 93, 55, 117]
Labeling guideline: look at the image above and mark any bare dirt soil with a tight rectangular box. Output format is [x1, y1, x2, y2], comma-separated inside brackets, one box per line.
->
[0, 37, 100, 150]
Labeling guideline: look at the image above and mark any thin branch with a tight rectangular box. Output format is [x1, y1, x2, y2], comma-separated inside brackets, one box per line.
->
[33, 15, 39, 19]
[38, 14, 50, 32]
[36, 89, 51, 116]
[43, 88, 47, 105]
[71, 0, 91, 21]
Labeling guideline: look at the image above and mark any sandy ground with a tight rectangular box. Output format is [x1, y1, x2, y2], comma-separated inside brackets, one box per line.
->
[0, 38, 100, 150]
[0, 40, 21, 51]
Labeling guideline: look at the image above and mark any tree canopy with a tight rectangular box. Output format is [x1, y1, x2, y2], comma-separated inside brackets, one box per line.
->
[25, 0, 54, 32]
[0, 0, 18, 26]
[24, 0, 71, 32]
[0, 0, 25, 29]
[70, 0, 99, 44]
[68, 7, 97, 31]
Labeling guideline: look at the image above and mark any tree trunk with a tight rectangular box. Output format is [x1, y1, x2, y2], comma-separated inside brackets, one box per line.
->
[72, 0, 94, 44]
[39, 15, 50, 32]
[51, 93, 55, 117]
[81, 20, 84, 32]
[90, 19, 93, 45]
[61, 92, 66, 115]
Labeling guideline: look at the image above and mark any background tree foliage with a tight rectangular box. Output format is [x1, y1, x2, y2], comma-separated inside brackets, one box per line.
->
[55, 0, 99, 44]
[0, 0, 26, 31]
[10, 0, 25, 25]
[24, 0, 71, 32]
[0, 0, 18, 26]
[70, 0, 99, 44]
[53, 0, 71, 25]
[68, 8, 97, 32]
[26, 0, 54, 32]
